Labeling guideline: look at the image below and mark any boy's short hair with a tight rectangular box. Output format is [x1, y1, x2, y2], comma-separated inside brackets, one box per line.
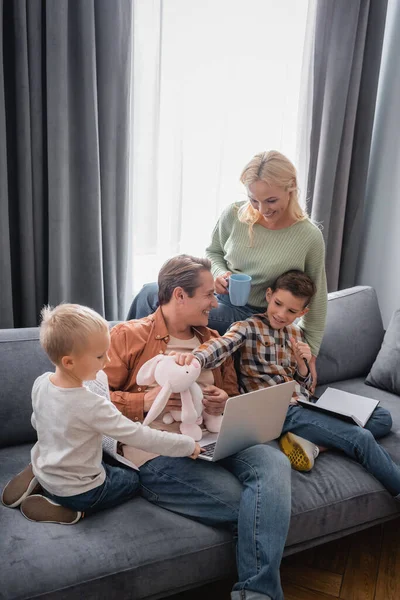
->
[270, 270, 316, 307]
[158, 254, 212, 306]
[40, 303, 108, 365]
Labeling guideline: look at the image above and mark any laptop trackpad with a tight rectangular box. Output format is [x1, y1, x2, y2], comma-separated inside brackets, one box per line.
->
[199, 432, 219, 447]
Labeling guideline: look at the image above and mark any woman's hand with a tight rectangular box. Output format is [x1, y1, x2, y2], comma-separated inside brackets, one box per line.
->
[214, 271, 232, 295]
[201, 385, 228, 415]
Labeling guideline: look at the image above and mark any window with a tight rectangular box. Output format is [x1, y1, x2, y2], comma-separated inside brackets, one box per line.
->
[130, 0, 308, 295]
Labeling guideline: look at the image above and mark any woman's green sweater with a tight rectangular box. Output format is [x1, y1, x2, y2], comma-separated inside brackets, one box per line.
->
[206, 202, 327, 356]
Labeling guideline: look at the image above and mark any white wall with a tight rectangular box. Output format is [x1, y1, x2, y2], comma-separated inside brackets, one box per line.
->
[356, 0, 400, 327]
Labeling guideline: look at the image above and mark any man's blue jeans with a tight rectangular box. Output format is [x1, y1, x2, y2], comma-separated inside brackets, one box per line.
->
[44, 462, 140, 515]
[128, 282, 262, 335]
[282, 405, 400, 498]
[139, 444, 291, 600]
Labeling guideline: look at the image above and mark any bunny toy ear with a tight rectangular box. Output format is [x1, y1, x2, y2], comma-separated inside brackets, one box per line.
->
[143, 383, 172, 426]
[137, 355, 165, 385]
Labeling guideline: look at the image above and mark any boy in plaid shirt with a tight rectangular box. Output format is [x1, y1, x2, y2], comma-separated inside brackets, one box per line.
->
[173, 271, 400, 504]
[194, 271, 315, 405]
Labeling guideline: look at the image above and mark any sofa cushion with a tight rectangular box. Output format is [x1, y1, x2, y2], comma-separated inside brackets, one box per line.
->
[286, 377, 400, 547]
[0, 328, 52, 448]
[3, 396, 400, 600]
[316, 287, 384, 386]
[0, 445, 236, 600]
[365, 309, 400, 396]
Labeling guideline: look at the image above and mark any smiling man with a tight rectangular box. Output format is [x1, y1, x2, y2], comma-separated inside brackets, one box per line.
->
[106, 254, 238, 426]
[105, 254, 292, 600]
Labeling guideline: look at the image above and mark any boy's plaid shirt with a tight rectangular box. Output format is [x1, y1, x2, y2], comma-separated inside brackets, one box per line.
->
[194, 314, 313, 403]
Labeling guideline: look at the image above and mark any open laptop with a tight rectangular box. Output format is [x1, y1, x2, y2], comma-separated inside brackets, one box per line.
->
[198, 380, 295, 461]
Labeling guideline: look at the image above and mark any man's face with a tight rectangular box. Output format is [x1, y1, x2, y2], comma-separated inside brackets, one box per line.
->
[266, 288, 309, 329]
[181, 270, 218, 327]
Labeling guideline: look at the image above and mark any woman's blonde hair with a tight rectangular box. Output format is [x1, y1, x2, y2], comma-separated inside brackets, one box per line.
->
[40, 303, 108, 365]
[238, 150, 308, 242]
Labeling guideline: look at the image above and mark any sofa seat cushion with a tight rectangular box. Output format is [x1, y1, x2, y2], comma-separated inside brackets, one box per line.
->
[0, 446, 235, 600]
[286, 378, 400, 546]
[288, 446, 399, 547]
[3, 380, 400, 600]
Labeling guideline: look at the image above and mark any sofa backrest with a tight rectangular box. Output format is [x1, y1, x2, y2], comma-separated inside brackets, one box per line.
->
[317, 286, 384, 386]
[0, 293, 384, 448]
[0, 323, 121, 449]
[0, 328, 52, 448]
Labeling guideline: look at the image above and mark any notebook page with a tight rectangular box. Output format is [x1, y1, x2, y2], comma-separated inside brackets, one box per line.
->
[316, 388, 379, 426]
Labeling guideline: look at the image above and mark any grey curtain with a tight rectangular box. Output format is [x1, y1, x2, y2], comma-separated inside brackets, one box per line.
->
[0, 0, 132, 328]
[298, 0, 388, 292]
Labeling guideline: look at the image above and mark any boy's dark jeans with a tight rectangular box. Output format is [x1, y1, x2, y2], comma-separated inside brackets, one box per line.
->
[43, 462, 140, 515]
[282, 405, 400, 498]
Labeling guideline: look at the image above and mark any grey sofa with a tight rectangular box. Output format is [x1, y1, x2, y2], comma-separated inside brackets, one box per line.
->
[1, 286, 399, 600]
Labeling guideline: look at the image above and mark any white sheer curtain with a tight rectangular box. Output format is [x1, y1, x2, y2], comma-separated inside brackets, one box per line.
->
[130, 0, 309, 297]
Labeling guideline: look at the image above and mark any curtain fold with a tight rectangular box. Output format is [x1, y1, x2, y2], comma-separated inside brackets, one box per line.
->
[356, 0, 400, 326]
[297, 0, 388, 292]
[0, 0, 132, 328]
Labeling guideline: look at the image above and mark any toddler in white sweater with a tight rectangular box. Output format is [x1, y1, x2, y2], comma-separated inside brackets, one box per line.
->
[2, 304, 200, 524]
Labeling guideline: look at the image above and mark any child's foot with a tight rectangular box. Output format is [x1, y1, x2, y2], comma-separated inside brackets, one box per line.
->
[1, 464, 42, 508]
[20, 495, 82, 525]
[279, 432, 319, 472]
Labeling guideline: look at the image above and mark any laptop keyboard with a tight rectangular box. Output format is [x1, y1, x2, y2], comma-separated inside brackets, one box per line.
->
[201, 442, 217, 457]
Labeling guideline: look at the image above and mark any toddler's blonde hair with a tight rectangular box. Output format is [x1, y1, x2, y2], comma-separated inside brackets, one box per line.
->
[40, 303, 108, 365]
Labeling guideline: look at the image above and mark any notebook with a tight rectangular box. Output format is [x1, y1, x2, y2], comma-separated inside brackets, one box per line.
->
[297, 387, 379, 427]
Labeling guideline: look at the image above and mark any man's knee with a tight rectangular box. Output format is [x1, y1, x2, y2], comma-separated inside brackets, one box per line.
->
[239, 443, 291, 476]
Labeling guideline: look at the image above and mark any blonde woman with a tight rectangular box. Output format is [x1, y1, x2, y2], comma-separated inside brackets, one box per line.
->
[207, 150, 327, 387]
[130, 151, 327, 387]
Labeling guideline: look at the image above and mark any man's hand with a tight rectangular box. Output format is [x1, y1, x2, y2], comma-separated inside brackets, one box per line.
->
[144, 386, 182, 413]
[165, 394, 183, 411]
[214, 271, 231, 295]
[143, 385, 162, 413]
[201, 385, 228, 415]
[290, 337, 312, 377]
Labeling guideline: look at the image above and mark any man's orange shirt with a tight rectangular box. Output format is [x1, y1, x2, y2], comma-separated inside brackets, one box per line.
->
[105, 307, 239, 423]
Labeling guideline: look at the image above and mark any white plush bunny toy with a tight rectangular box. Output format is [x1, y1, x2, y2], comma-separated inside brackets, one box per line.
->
[137, 354, 223, 441]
